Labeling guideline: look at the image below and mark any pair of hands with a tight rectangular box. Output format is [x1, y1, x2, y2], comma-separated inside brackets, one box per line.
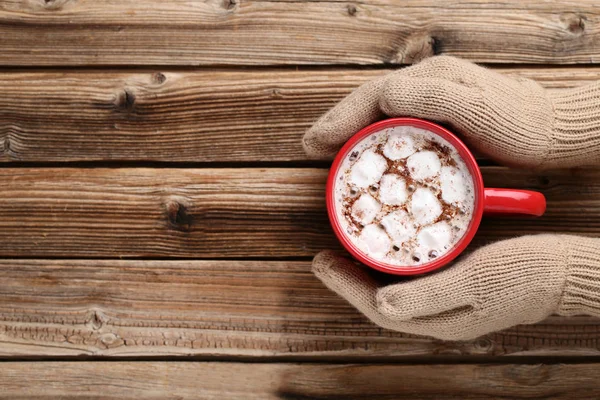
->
[303, 56, 600, 340]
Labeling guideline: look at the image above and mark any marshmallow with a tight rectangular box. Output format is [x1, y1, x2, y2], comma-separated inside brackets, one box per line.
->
[383, 129, 416, 160]
[410, 187, 442, 225]
[381, 210, 416, 244]
[336, 124, 476, 267]
[351, 193, 381, 225]
[349, 149, 388, 188]
[359, 224, 391, 258]
[440, 166, 468, 206]
[417, 221, 453, 253]
[379, 174, 408, 205]
[407, 151, 441, 181]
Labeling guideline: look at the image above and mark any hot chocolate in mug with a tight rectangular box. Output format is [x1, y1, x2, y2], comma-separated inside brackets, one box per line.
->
[326, 118, 546, 275]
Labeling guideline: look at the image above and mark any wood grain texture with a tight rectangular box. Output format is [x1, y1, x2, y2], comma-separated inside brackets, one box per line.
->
[3, 259, 600, 358]
[0, 167, 598, 258]
[1, 0, 599, 66]
[2, 362, 600, 399]
[0, 168, 334, 258]
[2, 67, 600, 163]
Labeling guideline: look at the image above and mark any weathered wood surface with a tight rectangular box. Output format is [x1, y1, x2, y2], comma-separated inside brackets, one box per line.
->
[0, 167, 597, 258]
[0, 1, 598, 66]
[2, 362, 600, 399]
[2, 1, 600, 398]
[2, 258, 600, 358]
[2, 67, 600, 163]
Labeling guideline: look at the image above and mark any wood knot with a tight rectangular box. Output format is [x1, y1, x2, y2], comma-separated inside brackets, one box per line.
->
[223, 0, 237, 10]
[116, 88, 136, 112]
[2, 135, 9, 154]
[537, 175, 551, 187]
[561, 13, 586, 35]
[165, 198, 194, 232]
[99, 333, 123, 349]
[347, 4, 357, 16]
[474, 337, 493, 353]
[392, 34, 442, 64]
[153, 72, 167, 85]
[271, 88, 282, 99]
[86, 309, 108, 331]
[430, 37, 442, 55]
[504, 364, 554, 386]
[41, 0, 68, 10]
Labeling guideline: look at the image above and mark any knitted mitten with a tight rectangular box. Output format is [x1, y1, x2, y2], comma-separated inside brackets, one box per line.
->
[303, 56, 600, 169]
[304, 56, 600, 340]
[313, 235, 600, 340]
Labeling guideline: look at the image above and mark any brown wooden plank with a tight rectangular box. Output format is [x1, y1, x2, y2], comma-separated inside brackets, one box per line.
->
[2, 362, 600, 399]
[3, 259, 600, 358]
[2, 67, 600, 163]
[0, 168, 335, 258]
[1, 1, 599, 66]
[0, 167, 598, 258]
[0, 166, 598, 258]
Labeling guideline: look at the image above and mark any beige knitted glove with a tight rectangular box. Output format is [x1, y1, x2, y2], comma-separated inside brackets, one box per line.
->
[304, 56, 600, 340]
[303, 56, 600, 169]
[314, 235, 600, 340]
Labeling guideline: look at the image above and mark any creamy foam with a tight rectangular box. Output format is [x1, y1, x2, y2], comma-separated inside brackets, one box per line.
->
[335, 125, 475, 267]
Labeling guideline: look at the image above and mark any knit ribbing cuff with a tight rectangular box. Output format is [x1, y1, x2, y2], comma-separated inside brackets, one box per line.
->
[547, 83, 600, 168]
[557, 236, 600, 317]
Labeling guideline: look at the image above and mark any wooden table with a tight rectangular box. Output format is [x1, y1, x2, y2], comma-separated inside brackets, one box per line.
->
[1, 1, 600, 398]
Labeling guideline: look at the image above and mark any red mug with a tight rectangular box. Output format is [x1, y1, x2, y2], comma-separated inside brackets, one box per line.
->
[326, 118, 547, 275]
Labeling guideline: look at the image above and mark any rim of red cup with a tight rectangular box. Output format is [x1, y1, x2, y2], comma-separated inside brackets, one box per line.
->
[326, 118, 485, 275]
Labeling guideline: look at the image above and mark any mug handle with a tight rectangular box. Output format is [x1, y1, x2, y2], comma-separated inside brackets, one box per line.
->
[483, 188, 546, 216]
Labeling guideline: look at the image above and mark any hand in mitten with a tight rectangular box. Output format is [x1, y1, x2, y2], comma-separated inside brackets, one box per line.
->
[314, 235, 600, 341]
[304, 56, 600, 340]
[303, 56, 600, 169]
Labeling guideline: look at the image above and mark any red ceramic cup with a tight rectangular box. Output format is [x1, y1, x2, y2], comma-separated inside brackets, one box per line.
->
[326, 118, 547, 275]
